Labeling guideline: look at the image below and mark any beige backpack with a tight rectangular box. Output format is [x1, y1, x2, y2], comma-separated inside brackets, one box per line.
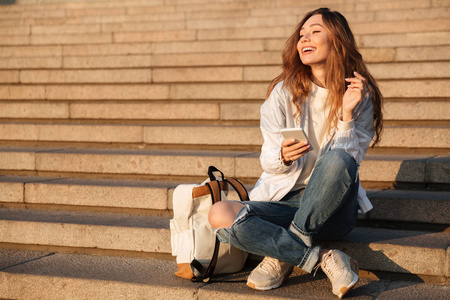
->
[170, 166, 249, 282]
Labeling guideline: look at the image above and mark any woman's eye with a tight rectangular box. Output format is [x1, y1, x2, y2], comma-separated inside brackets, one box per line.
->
[313, 31, 320, 34]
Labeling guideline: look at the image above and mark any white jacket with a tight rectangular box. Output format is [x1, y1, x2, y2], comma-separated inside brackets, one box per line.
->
[249, 81, 374, 213]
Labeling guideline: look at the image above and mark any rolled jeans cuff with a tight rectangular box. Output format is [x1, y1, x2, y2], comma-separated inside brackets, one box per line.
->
[289, 222, 312, 247]
[301, 246, 320, 273]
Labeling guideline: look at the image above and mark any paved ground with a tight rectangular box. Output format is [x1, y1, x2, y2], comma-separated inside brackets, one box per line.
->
[1, 249, 448, 300]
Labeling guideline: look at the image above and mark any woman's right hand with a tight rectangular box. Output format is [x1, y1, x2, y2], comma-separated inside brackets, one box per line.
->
[281, 138, 311, 165]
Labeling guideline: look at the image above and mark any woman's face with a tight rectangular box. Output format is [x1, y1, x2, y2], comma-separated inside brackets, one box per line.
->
[297, 14, 332, 68]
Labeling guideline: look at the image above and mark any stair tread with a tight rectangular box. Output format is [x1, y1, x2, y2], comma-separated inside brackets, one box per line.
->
[0, 207, 168, 228]
[0, 100, 448, 122]
[0, 206, 446, 241]
[2, 174, 449, 196]
[343, 226, 449, 249]
[0, 62, 446, 83]
[0, 207, 448, 277]
[1, 145, 447, 156]
[2, 17, 449, 38]
[1, 46, 449, 65]
[0, 81, 448, 100]
[1, 2, 449, 27]
[2, 249, 448, 300]
[1, 174, 448, 224]
[0, 123, 448, 149]
[0, 146, 448, 184]
[368, 189, 450, 201]
[0, 145, 447, 161]
[1, 207, 448, 248]
[0, 207, 172, 254]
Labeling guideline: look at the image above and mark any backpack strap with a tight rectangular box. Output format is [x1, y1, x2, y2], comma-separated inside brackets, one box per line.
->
[190, 167, 248, 282]
[207, 166, 224, 182]
[225, 177, 249, 201]
[206, 180, 222, 204]
[192, 181, 228, 199]
[190, 178, 223, 282]
[190, 237, 220, 283]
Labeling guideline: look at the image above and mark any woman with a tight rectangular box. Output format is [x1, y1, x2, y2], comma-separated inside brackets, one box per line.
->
[208, 7, 383, 299]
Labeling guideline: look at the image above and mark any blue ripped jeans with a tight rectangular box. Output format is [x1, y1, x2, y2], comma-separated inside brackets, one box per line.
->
[216, 149, 359, 272]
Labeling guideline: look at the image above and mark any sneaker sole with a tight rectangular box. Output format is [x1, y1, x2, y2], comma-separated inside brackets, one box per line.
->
[337, 258, 359, 299]
[246, 268, 294, 291]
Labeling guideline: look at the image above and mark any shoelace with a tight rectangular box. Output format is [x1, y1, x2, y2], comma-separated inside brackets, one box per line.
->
[321, 252, 342, 279]
[312, 262, 321, 276]
[258, 257, 280, 275]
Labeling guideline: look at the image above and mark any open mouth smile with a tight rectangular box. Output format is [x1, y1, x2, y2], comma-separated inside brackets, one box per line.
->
[301, 47, 316, 53]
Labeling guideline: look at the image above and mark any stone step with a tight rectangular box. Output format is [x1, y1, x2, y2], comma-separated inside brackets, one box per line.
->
[1, 123, 447, 149]
[196, 19, 450, 40]
[374, 126, 449, 149]
[0, 3, 247, 21]
[0, 207, 170, 254]
[4, 16, 442, 38]
[383, 100, 450, 121]
[0, 207, 448, 277]
[1, 45, 448, 68]
[370, 5, 450, 22]
[17, 69, 152, 84]
[0, 147, 448, 185]
[0, 99, 448, 122]
[1, 1, 448, 28]
[0, 0, 445, 16]
[0, 29, 201, 45]
[145, 125, 448, 149]
[370, 61, 450, 80]
[0, 55, 63, 69]
[267, 32, 450, 52]
[1, 175, 448, 225]
[185, 13, 448, 32]
[4, 0, 177, 11]
[0, 101, 219, 120]
[3, 61, 448, 84]
[0, 80, 449, 100]
[365, 190, 450, 225]
[0, 0, 425, 13]
[1, 250, 448, 300]
[6, 0, 448, 10]
[1, 16, 449, 42]
[0, 34, 109, 47]
[251, 2, 449, 19]
[0, 175, 174, 211]
[330, 226, 449, 277]
[356, 32, 450, 48]
[9, 17, 448, 44]
[2, 31, 448, 51]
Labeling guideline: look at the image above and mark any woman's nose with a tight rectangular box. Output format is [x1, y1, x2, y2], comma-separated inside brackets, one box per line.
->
[300, 34, 310, 42]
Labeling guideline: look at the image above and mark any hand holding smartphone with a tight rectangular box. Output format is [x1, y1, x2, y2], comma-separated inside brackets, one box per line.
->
[280, 128, 314, 151]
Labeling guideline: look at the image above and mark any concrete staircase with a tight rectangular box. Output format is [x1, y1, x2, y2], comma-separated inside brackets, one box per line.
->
[0, 0, 449, 298]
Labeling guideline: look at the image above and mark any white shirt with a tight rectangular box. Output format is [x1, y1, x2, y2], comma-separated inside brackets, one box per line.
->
[249, 81, 375, 213]
[293, 83, 329, 190]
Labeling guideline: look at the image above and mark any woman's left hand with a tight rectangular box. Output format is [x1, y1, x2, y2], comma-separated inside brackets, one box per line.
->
[342, 71, 366, 121]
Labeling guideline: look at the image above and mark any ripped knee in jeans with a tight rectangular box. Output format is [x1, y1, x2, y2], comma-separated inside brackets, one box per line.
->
[214, 204, 250, 244]
[208, 200, 246, 229]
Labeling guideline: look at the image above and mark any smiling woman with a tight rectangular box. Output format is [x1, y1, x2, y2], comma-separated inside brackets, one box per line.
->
[270, 8, 383, 141]
[208, 7, 384, 299]
[298, 15, 332, 77]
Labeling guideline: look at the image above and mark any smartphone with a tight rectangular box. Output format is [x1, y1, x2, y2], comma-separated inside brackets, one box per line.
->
[280, 128, 314, 151]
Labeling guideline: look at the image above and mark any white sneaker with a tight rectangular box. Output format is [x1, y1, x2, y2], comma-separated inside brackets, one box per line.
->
[320, 250, 359, 298]
[246, 257, 294, 290]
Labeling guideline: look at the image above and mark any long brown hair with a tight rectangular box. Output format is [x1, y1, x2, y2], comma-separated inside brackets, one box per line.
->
[268, 7, 383, 145]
